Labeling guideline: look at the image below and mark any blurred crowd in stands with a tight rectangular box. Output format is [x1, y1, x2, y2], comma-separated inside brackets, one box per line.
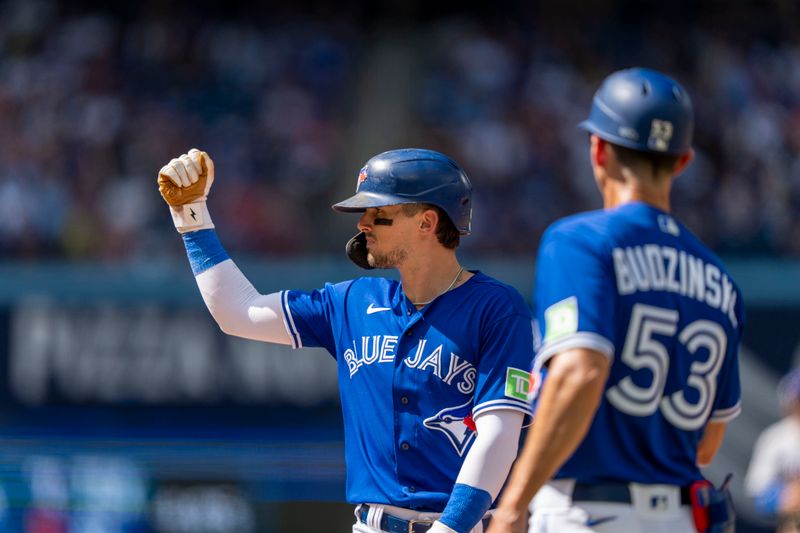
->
[414, 4, 800, 256]
[0, 1, 357, 260]
[1, 1, 799, 260]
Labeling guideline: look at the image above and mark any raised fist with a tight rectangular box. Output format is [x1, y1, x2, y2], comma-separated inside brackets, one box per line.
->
[158, 148, 215, 207]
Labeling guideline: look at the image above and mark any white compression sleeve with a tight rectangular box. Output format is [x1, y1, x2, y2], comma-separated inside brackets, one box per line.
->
[456, 410, 524, 500]
[194, 259, 293, 345]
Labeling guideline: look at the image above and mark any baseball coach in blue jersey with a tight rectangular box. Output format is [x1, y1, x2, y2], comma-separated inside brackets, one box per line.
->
[489, 68, 744, 533]
[157, 148, 535, 533]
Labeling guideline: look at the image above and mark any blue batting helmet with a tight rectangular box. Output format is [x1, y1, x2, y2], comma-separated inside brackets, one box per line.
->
[332, 148, 473, 234]
[579, 67, 694, 155]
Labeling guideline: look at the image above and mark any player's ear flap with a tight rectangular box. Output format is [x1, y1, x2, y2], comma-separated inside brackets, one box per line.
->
[346, 232, 374, 270]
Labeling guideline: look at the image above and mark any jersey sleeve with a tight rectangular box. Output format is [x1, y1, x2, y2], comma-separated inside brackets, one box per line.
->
[710, 287, 744, 421]
[471, 299, 535, 419]
[533, 225, 617, 368]
[283, 282, 345, 355]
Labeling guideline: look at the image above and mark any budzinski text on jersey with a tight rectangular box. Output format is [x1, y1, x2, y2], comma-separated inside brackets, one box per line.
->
[612, 244, 739, 328]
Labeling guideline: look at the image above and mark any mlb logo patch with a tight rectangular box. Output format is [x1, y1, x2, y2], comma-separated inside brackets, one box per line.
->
[356, 165, 368, 190]
[657, 214, 680, 236]
[650, 495, 668, 510]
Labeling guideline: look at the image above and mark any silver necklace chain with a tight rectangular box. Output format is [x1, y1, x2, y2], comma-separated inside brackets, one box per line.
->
[410, 266, 465, 307]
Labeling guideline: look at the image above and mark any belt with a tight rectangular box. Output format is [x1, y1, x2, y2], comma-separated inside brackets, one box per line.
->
[358, 504, 492, 533]
[572, 482, 692, 505]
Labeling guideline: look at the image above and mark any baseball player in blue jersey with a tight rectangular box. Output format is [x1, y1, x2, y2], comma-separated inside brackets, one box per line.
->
[157, 148, 534, 533]
[488, 68, 744, 533]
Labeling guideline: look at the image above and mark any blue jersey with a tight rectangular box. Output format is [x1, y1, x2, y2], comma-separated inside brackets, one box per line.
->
[282, 272, 534, 510]
[533, 202, 743, 485]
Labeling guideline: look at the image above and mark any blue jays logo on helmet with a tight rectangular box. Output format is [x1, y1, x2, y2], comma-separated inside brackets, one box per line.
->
[356, 165, 368, 191]
[423, 400, 476, 456]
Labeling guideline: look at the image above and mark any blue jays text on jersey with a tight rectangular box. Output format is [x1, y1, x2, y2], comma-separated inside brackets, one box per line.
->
[280, 272, 534, 511]
[533, 202, 743, 486]
[343, 334, 479, 394]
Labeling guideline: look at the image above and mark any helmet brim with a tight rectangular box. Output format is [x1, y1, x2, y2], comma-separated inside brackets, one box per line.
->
[331, 191, 415, 213]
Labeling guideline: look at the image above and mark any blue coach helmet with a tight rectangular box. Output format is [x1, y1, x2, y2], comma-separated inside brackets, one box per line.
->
[332, 148, 473, 234]
[579, 67, 694, 155]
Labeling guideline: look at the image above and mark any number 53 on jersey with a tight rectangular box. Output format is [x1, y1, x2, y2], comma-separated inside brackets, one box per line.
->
[607, 303, 728, 431]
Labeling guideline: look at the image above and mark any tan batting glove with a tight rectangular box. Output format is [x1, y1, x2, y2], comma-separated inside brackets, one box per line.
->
[158, 148, 216, 233]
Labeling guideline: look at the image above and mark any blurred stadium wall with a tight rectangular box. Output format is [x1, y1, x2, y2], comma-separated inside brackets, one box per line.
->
[1, 0, 799, 531]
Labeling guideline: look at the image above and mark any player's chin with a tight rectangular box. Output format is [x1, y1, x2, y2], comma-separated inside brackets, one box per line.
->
[368, 250, 404, 269]
[367, 253, 389, 269]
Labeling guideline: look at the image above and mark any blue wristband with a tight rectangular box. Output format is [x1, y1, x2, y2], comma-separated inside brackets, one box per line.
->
[182, 229, 230, 276]
[439, 483, 492, 533]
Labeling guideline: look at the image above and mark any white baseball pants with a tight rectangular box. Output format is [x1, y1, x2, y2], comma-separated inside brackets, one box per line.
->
[528, 480, 696, 533]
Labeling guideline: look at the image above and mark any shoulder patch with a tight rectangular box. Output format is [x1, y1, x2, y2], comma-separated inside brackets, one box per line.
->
[505, 367, 531, 401]
[544, 296, 578, 342]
